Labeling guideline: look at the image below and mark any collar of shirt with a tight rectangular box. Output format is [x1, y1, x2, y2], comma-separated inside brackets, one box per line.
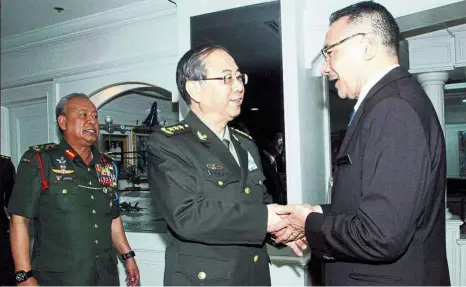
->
[216, 126, 233, 143]
[354, 64, 399, 113]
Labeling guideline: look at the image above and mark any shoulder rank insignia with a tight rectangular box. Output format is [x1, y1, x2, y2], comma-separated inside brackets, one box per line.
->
[160, 123, 191, 137]
[29, 142, 59, 153]
[0, 154, 11, 160]
[232, 128, 253, 140]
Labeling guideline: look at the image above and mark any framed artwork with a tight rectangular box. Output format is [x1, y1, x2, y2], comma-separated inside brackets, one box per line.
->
[459, 131, 466, 177]
[132, 132, 150, 179]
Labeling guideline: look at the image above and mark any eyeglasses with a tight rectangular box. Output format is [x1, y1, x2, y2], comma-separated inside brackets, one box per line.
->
[321, 32, 366, 60]
[201, 74, 248, 85]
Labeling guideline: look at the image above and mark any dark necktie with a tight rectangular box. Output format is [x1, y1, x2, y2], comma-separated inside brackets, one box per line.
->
[223, 139, 230, 149]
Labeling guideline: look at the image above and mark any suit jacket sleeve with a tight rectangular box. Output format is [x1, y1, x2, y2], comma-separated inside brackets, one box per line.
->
[147, 133, 268, 245]
[306, 98, 431, 262]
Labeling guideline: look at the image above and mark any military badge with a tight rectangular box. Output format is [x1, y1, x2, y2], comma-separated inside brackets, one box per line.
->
[206, 163, 224, 176]
[197, 131, 207, 141]
[207, 164, 223, 170]
[21, 158, 31, 163]
[96, 162, 118, 188]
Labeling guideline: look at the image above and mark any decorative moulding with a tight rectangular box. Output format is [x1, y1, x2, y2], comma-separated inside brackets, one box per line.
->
[1, 0, 175, 53]
[2, 50, 177, 90]
[408, 36, 455, 73]
[455, 31, 466, 67]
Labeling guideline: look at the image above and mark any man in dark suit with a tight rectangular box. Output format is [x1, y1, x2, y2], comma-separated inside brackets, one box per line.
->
[0, 155, 15, 286]
[147, 44, 306, 286]
[268, 1, 450, 285]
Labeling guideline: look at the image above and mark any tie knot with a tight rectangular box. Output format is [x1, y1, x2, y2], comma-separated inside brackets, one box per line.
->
[223, 139, 230, 149]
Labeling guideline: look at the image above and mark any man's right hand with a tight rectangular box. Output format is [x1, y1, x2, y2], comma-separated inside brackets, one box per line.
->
[18, 277, 39, 286]
[266, 204, 283, 226]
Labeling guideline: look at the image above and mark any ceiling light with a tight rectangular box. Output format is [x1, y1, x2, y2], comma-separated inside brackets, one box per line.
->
[250, 108, 259, 111]
[462, 99, 466, 103]
[444, 83, 466, 90]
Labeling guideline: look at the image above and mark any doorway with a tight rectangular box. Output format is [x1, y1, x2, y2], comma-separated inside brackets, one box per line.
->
[190, 1, 287, 204]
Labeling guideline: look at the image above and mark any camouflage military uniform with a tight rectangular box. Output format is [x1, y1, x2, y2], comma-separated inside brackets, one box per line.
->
[8, 141, 121, 285]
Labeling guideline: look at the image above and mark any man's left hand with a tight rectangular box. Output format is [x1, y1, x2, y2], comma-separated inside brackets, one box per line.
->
[124, 258, 140, 286]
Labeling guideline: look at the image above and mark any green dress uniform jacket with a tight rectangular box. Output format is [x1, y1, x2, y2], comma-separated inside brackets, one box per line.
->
[148, 111, 273, 286]
[8, 141, 121, 286]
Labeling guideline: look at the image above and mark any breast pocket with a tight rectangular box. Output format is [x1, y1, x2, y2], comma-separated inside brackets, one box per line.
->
[42, 182, 82, 213]
[172, 253, 232, 286]
[203, 171, 240, 197]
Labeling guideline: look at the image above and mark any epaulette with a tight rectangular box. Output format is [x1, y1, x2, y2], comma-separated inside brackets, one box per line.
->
[0, 154, 11, 160]
[29, 143, 59, 153]
[232, 128, 253, 141]
[159, 123, 191, 137]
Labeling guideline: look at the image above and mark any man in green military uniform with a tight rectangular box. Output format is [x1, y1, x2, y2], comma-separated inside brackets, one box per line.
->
[148, 44, 307, 286]
[8, 93, 140, 286]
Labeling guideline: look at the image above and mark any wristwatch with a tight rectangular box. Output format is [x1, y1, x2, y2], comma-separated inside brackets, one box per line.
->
[121, 250, 136, 260]
[15, 270, 33, 283]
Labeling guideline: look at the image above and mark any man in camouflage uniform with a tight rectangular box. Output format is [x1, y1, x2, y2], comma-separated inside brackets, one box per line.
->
[8, 93, 140, 286]
[148, 44, 307, 286]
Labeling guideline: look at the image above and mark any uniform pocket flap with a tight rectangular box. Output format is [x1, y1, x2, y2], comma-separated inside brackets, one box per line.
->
[204, 174, 239, 188]
[249, 171, 266, 185]
[175, 253, 231, 280]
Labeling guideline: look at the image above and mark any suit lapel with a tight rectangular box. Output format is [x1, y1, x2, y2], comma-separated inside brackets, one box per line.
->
[184, 112, 241, 177]
[338, 67, 411, 155]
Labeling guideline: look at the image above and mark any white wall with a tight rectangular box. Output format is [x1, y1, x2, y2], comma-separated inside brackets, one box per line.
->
[446, 108, 466, 125]
[1, 82, 54, 164]
[1, 1, 178, 145]
[0, 106, 10, 156]
[446, 123, 466, 178]
[0, 1, 177, 89]
[302, 0, 464, 68]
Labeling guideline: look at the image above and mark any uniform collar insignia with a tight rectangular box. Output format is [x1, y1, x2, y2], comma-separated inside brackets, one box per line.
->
[197, 131, 208, 141]
[65, 149, 76, 160]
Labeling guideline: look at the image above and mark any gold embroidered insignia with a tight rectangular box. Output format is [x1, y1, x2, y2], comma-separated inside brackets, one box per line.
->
[52, 169, 75, 174]
[160, 124, 190, 137]
[29, 143, 58, 153]
[197, 131, 208, 141]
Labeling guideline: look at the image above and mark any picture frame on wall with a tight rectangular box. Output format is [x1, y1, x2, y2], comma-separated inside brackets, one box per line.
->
[459, 131, 466, 177]
[132, 131, 150, 179]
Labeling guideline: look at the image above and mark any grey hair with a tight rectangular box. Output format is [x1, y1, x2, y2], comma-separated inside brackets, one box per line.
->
[56, 93, 89, 137]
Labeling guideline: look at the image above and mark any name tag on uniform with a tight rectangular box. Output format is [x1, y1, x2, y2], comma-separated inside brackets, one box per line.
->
[336, 155, 352, 167]
[247, 151, 258, 171]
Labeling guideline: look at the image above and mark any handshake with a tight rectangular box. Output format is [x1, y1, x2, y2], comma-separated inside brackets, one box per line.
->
[266, 204, 322, 257]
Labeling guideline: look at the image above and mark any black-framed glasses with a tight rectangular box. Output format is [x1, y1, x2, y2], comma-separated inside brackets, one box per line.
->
[201, 74, 248, 85]
[321, 33, 366, 60]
